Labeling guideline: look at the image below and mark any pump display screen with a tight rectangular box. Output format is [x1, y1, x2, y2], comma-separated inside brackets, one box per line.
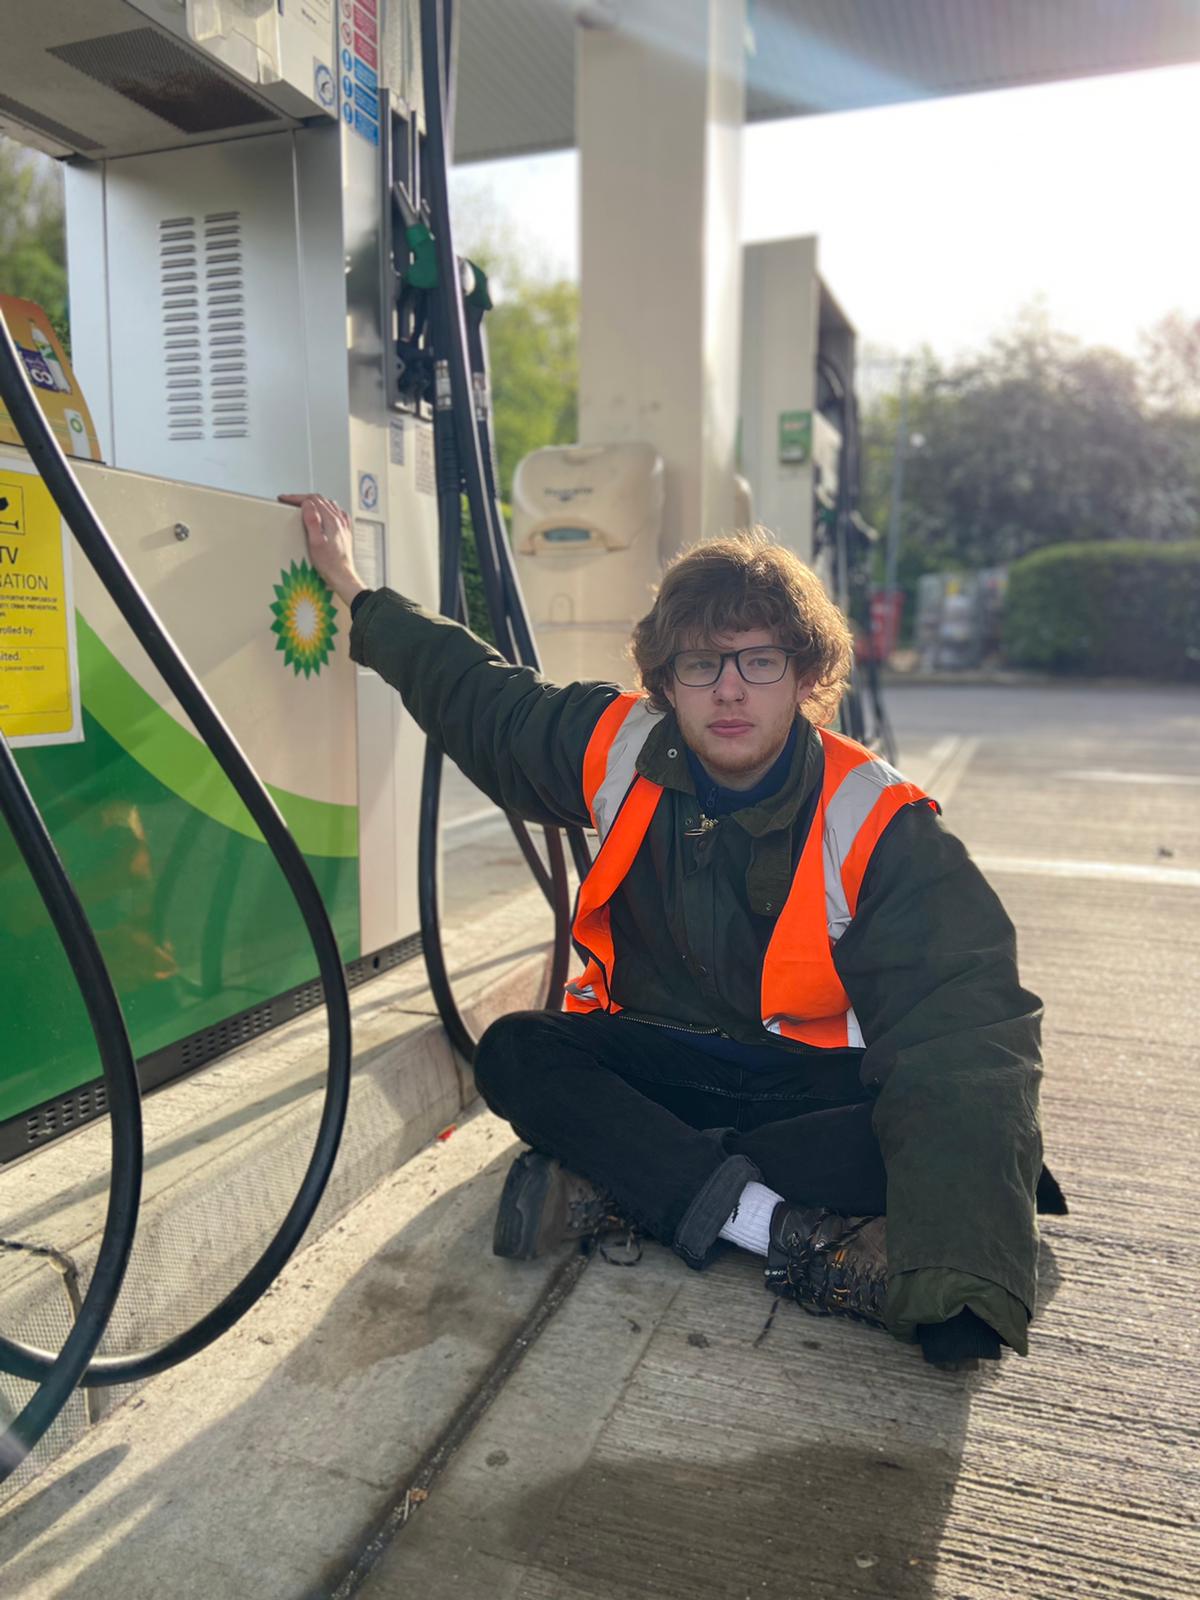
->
[543, 527, 591, 542]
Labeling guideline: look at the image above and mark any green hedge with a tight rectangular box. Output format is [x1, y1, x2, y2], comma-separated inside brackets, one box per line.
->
[1004, 540, 1200, 678]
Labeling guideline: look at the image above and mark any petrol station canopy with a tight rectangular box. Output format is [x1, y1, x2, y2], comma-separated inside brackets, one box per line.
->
[453, 0, 1200, 162]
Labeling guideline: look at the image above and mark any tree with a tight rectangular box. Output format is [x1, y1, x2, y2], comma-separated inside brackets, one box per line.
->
[449, 186, 579, 500]
[1140, 311, 1200, 415]
[0, 140, 68, 346]
[483, 276, 579, 501]
[860, 309, 1200, 597]
[442, 186, 582, 636]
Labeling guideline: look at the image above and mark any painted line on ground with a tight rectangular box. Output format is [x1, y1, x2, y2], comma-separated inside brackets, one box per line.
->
[443, 805, 507, 835]
[901, 734, 956, 792]
[919, 735, 980, 808]
[1058, 769, 1200, 787]
[443, 811, 598, 860]
[974, 854, 1200, 889]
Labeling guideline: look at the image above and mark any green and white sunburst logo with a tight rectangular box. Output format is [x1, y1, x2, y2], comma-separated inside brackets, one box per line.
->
[270, 561, 338, 677]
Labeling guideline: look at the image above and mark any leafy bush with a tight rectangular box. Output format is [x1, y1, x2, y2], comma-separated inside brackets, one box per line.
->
[1004, 541, 1200, 678]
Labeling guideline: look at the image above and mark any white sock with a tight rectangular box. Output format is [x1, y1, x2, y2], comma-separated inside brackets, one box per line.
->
[718, 1180, 786, 1257]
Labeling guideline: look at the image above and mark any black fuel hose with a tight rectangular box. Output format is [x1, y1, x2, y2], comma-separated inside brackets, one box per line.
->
[451, 300, 576, 902]
[416, 359, 474, 1062]
[416, 281, 571, 1058]
[0, 314, 351, 1389]
[415, 0, 580, 1059]
[465, 306, 593, 882]
[0, 732, 142, 1480]
[0, 0, 579, 1430]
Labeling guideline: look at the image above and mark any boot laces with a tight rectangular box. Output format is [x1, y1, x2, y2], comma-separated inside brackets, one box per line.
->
[787, 1217, 883, 1326]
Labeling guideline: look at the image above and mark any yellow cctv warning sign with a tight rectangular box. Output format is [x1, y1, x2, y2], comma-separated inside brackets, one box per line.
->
[0, 460, 81, 746]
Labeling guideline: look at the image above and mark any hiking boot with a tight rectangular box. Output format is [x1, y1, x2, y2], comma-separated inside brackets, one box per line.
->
[765, 1203, 888, 1328]
[492, 1150, 614, 1260]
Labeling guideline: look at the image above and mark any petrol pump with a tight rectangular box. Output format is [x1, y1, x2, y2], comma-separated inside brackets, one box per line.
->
[0, 0, 443, 1159]
[740, 236, 857, 571]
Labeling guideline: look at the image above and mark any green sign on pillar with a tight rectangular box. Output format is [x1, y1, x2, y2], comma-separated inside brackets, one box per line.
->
[778, 410, 812, 465]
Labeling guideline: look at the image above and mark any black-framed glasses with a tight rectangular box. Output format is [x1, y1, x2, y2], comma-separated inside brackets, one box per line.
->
[671, 646, 798, 687]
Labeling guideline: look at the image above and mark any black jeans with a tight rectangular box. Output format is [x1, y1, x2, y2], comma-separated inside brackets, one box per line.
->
[473, 1010, 887, 1269]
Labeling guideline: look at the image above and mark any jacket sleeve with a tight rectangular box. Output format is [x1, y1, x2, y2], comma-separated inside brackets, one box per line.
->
[832, 801, 1045, 1355]
[349, 587, 619, 827]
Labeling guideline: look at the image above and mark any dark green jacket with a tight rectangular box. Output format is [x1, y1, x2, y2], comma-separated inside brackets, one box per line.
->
[351, 588, 1046, 1353]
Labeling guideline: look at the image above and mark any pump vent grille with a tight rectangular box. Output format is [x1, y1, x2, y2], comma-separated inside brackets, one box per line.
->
[25, 1083, 109, 1148]
[48, 28, 278, 136]
[178, 1003, 274, 1071]
[159, 212, 249, 443]
[205, 214, 248, 440]
[161, 217, 204, 441]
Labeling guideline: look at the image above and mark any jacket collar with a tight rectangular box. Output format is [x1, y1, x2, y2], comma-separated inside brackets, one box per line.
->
[636, 709, 824, 837]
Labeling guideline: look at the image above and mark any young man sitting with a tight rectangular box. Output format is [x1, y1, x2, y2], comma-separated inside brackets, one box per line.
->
[284, 491, 1064, 1370]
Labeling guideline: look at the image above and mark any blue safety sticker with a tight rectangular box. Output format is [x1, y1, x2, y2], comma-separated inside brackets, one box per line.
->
[339, 0, 380, 144]
[314, 61, 336, 113]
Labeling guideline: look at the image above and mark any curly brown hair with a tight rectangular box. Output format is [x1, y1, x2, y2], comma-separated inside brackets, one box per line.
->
[630, 529, 852, 726]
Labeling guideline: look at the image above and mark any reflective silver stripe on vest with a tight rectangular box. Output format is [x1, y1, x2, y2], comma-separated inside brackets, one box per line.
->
[765, 1004, 865, 1046]
[822, 754, 908, 942]
[591, 698, 664, 841]
[846, 1005, 865, 1048]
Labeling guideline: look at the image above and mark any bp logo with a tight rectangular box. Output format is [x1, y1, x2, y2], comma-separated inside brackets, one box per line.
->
[270, 561, 338, 676]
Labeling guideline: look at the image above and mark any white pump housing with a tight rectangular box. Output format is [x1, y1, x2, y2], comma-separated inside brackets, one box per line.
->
[513, 443, 664, 555]
[512, 442, 664, 688]
[0, 0, 338, 161]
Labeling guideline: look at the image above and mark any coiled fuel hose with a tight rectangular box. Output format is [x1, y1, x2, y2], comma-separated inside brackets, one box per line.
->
[0, 0, 584, 1475]
[0, 725, 142, 1480]
[0, 310, 352, 1438]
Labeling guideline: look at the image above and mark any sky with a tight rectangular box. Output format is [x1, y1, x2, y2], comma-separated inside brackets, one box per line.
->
[451, 60, 1200, 367]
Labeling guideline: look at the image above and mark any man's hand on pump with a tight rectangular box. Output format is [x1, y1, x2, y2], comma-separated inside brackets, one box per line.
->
[278, 493, 366, 609]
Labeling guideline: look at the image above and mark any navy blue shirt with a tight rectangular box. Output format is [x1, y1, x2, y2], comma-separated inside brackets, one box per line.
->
[649, 722, 812, 1064]
[683, 721, 799, 819]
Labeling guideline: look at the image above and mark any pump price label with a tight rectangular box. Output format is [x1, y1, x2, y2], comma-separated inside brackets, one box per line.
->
[0, 460, 82, 747]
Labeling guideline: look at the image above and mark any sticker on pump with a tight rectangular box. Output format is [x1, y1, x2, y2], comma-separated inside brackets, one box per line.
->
[414, 426, 435, 497]
[314, 61, 336, 111]
[0, 458, 83, 747]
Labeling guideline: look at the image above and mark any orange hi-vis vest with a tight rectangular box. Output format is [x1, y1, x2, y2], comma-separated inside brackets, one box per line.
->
[565, 692, 935, 1049]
